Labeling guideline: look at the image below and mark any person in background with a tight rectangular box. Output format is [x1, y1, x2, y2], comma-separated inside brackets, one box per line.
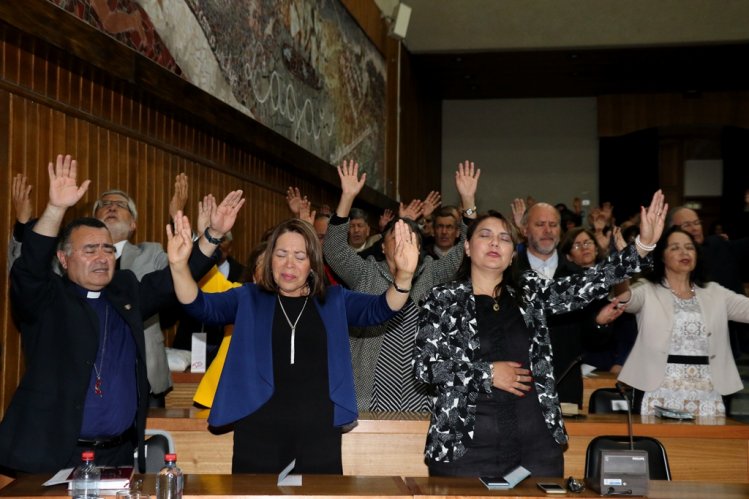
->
[617, 226, 749, 416]
[91, 175, 188, 407]
[324, 160, 479, 412]
[559, 227, 636, 373]
[414, 190, 666, 478]
[167, 215, 419, 474]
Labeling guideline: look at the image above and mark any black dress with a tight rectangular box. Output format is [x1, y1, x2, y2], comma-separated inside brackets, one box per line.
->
[428, 291, 563, 477]
[232, 295, 341, 474]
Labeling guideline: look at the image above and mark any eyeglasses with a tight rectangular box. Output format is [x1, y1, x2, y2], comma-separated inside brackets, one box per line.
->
[572, 240, 595, 250]
[679, 219, 701, 230]
[99, 199, 130, 211]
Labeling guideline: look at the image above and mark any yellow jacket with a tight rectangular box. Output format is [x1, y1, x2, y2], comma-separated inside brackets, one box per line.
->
[192, 267, 242, 408]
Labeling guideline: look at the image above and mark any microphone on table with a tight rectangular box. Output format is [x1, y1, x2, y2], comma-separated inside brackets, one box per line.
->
[589, 381, 649, 496]
[615, 381, 635, 450]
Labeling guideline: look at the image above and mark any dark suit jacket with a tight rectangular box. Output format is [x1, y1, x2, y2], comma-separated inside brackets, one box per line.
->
[0, 229, 213, 473]
[515, 249, 611, 405]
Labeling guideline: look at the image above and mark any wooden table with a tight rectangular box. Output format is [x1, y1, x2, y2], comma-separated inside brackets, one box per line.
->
[0, 474, 412, 498]
[407, 476, 749, 498]
[146, 410, 749, 482]
[3, 474, 749, 499]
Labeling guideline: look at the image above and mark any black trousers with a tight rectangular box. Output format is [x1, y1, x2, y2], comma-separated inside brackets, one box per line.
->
[232, 412, 342, 474]
[429, 392, 563, 478]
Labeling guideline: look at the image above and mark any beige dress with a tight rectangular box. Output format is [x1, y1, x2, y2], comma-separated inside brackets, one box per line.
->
[640, 295, 725, 416]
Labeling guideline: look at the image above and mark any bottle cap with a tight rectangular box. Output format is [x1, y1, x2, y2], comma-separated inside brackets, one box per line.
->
[81, 450, 95, 461]
[165, 453, 177, 462]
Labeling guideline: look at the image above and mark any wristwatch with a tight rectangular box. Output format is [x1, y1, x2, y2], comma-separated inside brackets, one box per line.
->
[203, 226, 225, 245]
[463, 206, 477, 217]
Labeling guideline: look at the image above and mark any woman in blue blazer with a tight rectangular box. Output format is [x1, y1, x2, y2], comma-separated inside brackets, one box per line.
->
[167, 214, 418, 473]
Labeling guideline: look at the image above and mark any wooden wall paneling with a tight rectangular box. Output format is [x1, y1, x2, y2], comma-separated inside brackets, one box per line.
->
[658, 138, 684, 208]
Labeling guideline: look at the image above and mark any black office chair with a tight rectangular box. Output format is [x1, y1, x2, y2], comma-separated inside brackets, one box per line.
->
[135, 430, 175, 472]
[584, 435, 672, 480]
[588, 387, 630, 414]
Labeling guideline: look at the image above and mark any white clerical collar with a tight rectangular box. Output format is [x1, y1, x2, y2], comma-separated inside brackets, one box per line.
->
[87, 291, 102, 299]
[527, 250, 558, 280]
[113, 240, 127, 259]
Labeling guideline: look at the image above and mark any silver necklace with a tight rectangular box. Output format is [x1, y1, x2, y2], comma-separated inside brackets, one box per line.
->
[277, 294, 309, 365]
[92, 305, 109, 397]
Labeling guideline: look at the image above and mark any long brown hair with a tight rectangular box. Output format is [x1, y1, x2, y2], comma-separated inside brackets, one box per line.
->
[257, 219, 327, 300]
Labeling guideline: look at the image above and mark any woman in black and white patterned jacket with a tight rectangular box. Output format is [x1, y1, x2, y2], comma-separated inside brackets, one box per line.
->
[413, 191, 667, 477]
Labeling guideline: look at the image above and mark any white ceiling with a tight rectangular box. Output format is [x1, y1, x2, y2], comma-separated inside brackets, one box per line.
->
[402, 0, 749, 53]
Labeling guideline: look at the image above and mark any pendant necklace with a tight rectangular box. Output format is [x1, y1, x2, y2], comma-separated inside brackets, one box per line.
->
[278, 294, 309, 365]
[491, 288, 502, 312]
[92, 305, 109, 397]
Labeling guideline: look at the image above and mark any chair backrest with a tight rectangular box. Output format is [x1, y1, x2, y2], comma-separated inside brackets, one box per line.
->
[134, 429, 176, 473]
[588, 387, 629, 414]
[584, 435, 672, 480]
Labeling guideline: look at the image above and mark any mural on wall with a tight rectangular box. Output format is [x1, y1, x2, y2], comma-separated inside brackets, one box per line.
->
[49, 0, 181, 73]
[48, 0, 387, 191]
[184, 0, 386, 190]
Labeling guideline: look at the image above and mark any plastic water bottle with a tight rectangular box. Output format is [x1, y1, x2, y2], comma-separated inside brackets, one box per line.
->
[155, 453, 183, 499]
[71, 450, 100, 499]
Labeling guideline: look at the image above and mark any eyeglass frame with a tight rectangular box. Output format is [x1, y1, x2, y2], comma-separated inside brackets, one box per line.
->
[572, 239, 596, 250]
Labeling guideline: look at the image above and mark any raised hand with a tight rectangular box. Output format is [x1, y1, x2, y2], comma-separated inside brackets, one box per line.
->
[399, 199, 425, 221]
[638, 189, 667, 248]
[47, 154, 90, 209]
[166, 210, 194, 268]
[612, 226, 627, 252]
[12, 173, 33, 223]
[286, 186, 305, 215]
[511, 198, 526, 229]
[209, 190, 245, 236]
[455, 161, 480, 199]
[298, 197, 316, 225]
[422, 190, 442, 219]
[337, 160, 366, 198]
[169, 173, 189, 219]
[393, 219, 419, 276]
[379, 208, 394, 232]
[197, 195, 215, 236]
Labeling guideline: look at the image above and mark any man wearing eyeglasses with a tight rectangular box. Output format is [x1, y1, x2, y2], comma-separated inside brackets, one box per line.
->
[92, 178, 188, 407]
[670, 207, 749, 359]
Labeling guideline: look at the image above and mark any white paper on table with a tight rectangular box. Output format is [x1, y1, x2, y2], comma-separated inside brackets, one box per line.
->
[43, 468, 74, 486]
[277, 459, 302, 486]
[191, 332, 207, 373]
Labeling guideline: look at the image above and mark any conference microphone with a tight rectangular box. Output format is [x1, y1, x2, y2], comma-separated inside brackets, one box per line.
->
[615, 381, 634, 450]
[590, 381, 649, 496]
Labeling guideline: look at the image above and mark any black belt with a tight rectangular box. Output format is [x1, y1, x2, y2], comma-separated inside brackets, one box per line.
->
[667, 354, 709, 365]
[77, 427, 135, 449]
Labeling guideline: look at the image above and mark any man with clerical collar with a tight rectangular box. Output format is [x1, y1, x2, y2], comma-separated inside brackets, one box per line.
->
[0, 154, 243, 474]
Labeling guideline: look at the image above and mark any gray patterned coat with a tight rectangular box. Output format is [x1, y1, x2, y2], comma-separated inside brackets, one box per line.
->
[413, 244, 649, 462]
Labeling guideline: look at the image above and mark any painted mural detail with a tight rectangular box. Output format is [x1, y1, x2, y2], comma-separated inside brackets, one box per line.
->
[49, 0, 181, 73]
[184, 0, 386, 189]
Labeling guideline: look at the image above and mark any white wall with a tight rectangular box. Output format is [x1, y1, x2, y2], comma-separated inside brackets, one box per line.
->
[441, 98, 599, 218]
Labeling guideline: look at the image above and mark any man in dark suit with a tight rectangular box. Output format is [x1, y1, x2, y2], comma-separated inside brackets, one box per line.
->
[0, 154, 242, 474]
[515, 202, 610, 407]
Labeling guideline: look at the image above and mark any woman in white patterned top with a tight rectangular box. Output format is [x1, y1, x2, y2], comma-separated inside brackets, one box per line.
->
[618, 226, 749, 416]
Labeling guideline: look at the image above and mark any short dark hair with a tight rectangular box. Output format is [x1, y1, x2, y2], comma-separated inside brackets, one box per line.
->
[257, 218, 327, 300]
[349, 208, 368, 223]
[59, 217, 109, 254]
